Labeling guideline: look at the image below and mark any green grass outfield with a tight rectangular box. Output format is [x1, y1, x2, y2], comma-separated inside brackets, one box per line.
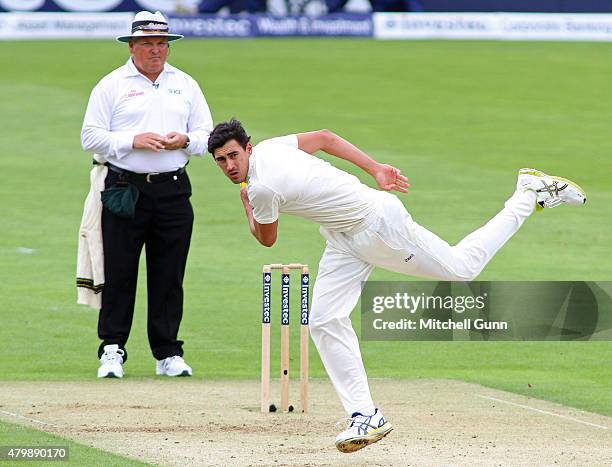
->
[0, 38, 610, 424]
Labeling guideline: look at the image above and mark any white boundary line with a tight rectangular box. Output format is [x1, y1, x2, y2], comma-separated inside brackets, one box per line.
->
[477, 395, 609, 430]
[0, 410, 58, 427]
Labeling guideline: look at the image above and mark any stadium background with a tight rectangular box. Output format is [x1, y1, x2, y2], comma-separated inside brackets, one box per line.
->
[0, 1, 611, 465]
[4, 0, 612, 13]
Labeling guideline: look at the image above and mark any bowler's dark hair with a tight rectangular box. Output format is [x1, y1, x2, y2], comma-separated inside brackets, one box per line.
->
[208, 119, 251, 155]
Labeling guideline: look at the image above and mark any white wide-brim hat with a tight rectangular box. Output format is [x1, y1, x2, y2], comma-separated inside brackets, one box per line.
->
[117, 11, 183, 43]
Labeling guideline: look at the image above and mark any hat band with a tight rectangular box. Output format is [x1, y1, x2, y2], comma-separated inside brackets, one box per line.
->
[136, 29, 169, 36]
[132, 20, 168, 34]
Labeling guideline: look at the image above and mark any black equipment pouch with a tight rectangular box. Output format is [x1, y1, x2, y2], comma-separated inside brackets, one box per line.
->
[101, 177, 140, 219]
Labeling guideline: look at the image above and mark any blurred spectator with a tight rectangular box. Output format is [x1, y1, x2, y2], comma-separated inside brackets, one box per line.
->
[199, 0, 267, 13]
[327, 0, 423, 12]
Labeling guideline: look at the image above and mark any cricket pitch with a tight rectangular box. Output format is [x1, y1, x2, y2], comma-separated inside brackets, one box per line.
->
[1, 379, 610, 466]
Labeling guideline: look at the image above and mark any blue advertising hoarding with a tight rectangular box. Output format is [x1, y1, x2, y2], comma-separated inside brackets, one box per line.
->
[155, 13, 372, 37]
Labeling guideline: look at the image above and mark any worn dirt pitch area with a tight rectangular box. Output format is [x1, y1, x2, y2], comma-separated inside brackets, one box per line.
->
[1, 380, 610, 466]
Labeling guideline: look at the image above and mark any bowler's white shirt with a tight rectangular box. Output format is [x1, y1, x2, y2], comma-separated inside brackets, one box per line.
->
[81, 59, 213, 173]
[247, 135, 380, 233]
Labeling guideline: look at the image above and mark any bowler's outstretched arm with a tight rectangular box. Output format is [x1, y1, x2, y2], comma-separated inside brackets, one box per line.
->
[296, 130, 410, 193]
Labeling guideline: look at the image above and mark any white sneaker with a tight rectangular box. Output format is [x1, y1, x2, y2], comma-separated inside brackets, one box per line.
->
[517, 168, 587, 209]
[335, 409, 393, 453]
[155, 356, 192, 377]
[97, 344, 124, 378]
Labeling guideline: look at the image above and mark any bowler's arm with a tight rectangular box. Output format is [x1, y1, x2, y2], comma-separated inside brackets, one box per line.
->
[296, 130, 410, 193]
[240, 187, 278, 247]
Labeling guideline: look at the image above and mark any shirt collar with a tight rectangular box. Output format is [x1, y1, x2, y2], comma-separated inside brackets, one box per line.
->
[123, 58, 176, 78]
[247, 152, 255, 182]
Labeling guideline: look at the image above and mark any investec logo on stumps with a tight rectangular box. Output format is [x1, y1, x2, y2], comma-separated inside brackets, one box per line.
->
[281, 274, 290, 325]
[301, 274, 309, 325]
[262, 273, 271, 324]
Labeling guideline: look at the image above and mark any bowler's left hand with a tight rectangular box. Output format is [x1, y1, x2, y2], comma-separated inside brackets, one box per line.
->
[164, 132, 189, 150]
[240, 186, 250, 206]
[373, 163, 410, 193]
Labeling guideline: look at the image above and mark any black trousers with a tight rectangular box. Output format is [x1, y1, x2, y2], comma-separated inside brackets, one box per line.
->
[97, 169, 193, 362]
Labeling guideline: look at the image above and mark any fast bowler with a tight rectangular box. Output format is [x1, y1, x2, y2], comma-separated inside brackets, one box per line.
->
[208, 118, 586, 453]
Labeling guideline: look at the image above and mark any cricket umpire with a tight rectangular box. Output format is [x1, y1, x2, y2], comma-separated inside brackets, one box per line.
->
[81, 11, 213, 378]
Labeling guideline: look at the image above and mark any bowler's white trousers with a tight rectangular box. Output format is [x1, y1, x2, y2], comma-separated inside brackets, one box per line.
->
[309, 189, 536, 415]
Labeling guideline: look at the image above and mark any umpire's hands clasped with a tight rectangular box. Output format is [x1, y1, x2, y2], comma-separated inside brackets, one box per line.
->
[133, 132, 189, 152]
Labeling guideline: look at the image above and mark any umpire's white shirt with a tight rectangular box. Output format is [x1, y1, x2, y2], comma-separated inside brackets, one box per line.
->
[247, 135, 381, 232]
[81, 59, 213, 173]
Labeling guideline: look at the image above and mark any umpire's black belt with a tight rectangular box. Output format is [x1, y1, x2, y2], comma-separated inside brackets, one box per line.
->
[105, 163, 186, 184]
